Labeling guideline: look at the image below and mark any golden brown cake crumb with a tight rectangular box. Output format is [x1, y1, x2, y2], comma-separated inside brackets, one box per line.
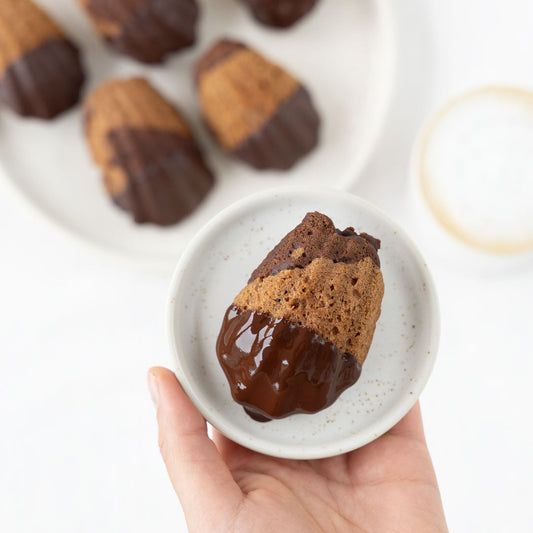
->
[0, 0, 64, 76]
[0, 0, 85, 119]
[235, 257, 384, 366]
[198, 48, 299, 150]
[216, 212, 385, 421]
[85, 78, 191, 178]
[84, 78, 214, 226]
[196, 39, 320, 170]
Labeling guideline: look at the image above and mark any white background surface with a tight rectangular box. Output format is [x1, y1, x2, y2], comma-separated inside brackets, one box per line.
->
[1, 1, 532, 532]
[0, 0, 393, 268]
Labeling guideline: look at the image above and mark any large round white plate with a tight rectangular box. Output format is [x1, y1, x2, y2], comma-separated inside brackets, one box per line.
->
[0, 0, 394, 271]
[167, 187, 439, 459]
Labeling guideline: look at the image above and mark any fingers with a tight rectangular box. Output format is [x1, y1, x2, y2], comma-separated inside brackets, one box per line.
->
[148, 367, 243, 525]
[387, 401, 426, 442]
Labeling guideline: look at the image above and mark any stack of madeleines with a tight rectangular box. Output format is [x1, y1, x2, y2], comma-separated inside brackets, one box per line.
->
[0, 0, 323, 226]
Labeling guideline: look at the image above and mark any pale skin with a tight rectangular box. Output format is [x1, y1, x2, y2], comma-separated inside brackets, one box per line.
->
[148, 367, 448, 533]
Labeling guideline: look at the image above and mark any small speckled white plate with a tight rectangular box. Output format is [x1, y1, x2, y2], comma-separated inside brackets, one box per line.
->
[167, 187, 439, 459]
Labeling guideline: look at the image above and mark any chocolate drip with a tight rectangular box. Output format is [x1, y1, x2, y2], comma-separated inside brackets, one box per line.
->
[249, 212, 381, 282]
[107, 128, 214, 225]
[241, 0, 319, 28]
[0, 39, 84, 119]
[231, 86, 320, 171]
[85, 0, 198, 63]
[216, 305, 361, 421]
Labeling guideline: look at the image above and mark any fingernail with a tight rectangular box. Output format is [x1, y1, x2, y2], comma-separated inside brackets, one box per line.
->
[147, 372, 159, 408]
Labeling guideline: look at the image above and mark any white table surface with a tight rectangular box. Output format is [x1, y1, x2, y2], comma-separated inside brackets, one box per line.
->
[1, 1, 532, 531]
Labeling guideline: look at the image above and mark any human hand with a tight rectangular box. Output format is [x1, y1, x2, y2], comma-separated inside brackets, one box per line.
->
[148, 367, 448, 533]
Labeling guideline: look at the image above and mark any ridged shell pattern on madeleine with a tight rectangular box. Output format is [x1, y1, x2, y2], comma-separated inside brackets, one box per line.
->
[79, 0, 199, 63]
[196, 39, 320, 171]
[0, 0, 85, 119]
[84, 78, 214, 226]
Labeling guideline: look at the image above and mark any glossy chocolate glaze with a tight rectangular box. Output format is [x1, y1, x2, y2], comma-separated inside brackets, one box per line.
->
[216, 305, 361, 421]
[0, 39, 84, 119]
[85, 0, 198, 63]
[241, 0, 319, 28]
[232, 86, 320, 170]
[107, 127, 214, 225]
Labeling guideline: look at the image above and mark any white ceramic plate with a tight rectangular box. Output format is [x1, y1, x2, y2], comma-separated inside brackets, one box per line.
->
[0, 0, 394, 271]
[167, 187, 439, 459]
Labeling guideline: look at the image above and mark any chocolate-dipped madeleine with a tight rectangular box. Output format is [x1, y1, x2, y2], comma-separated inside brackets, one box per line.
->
[216, 212, 385, 421]
[79, 0, 199, 64]
[84, 78, 214, 226]
[241, 0, 319, 28]
[0, 0, 85, 119]
[196, 39, 320, 170]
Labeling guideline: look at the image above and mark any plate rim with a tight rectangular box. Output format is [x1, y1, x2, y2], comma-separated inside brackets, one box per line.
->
[0, 0, 396, 272]
[167, 186, 440, 459]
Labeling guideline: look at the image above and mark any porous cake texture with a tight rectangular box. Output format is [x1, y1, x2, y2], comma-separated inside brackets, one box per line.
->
[237, 212, 384, 365]
[217, 212, 385, 420]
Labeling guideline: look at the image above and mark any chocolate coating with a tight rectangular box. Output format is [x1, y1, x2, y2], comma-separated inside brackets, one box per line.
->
[241, 0, 319, 28]
[83, 0, 198, 63]
[196, 39, 320, 171]
[107, 128, 214, 225]
[232, 86, 320, 171]
[195, 40, 245, 83]
[217, 305, 361, 421]
[249, 212, 381, 282]
[0, 39, 84, 119]
[85, 77, 214, 226]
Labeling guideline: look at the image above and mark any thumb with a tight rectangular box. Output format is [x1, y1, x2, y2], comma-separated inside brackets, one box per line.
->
[147, 367, 243, 528]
